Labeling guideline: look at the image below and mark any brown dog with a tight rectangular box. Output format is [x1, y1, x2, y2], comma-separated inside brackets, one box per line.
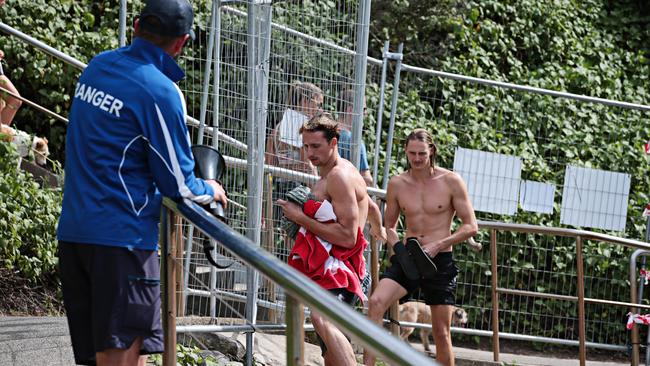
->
[1, 124, 49, 165]
[398, 301, 468, 352]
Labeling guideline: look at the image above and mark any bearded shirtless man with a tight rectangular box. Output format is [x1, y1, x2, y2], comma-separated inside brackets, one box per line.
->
[279, 114, 385, 366]
[364, 129, 477, 366]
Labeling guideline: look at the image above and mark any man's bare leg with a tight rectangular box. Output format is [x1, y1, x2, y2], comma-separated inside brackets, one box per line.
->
[364, 278, 408, 366]
[96, 336, 147, 366]
[311, 310, 356, 366]
[430, 305, 454, 366]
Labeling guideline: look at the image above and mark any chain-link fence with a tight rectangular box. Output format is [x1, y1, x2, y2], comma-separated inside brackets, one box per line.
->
[115, 0, 650, 362]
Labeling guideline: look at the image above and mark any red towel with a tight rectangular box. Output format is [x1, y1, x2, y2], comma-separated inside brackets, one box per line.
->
[288, 199, 368, 303]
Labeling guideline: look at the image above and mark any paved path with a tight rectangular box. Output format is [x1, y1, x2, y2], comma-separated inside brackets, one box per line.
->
[0, 316, 631, 366]
[0, 317, 74, 366]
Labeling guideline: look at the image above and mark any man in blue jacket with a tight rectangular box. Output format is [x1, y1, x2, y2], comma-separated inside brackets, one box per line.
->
[336, 89, 373, 186]
[56, 1, 226, 365]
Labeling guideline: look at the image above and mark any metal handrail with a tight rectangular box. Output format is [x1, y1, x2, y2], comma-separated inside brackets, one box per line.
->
[162, 197, 437, 366]
[0, 22, 86, 70]
[478, 220, 650, 250]
[0, 86, 68, 123]
[481, 225, 650, 366]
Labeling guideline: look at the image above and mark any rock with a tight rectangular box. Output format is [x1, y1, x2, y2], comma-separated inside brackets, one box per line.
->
[253, 352, 267, 365]
[184, 332, 246, 361]
[200, 350, 231, 364]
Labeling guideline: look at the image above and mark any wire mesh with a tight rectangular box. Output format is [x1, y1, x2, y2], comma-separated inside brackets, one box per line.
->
[157, 1, 372, 361]
[377, 67, 650, 350]
[120, 0, 650, 359]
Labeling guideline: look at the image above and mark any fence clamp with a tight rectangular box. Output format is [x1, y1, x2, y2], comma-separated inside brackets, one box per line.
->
[383, 51, 403, 61]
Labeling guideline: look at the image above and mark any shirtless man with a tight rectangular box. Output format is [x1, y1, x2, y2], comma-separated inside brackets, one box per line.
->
[278, 114, 385, 366]
[364, 129, 478, 366]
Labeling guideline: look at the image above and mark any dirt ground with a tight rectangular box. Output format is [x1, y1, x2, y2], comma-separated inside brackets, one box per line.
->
[0, 267, 63, 316]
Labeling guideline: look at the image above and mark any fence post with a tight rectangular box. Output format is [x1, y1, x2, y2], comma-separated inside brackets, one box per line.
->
[162, 207, 178, 366]
[245, 1, 272, 364]
[576, 236, 586, 366]
[197, 0, 220, 144]
[490, 228, 499, 362]
[118, 0, 127, 47]
[174, 215, 185, 316]
[286, 295, 305, 366]
[380, 42, 403, 191]
[211, 0, 222, 149]
[371, 41, 390, 185]
[245, 1, 259, 364]
[631, 249, 641, 366]
[350, 0, 372, 169]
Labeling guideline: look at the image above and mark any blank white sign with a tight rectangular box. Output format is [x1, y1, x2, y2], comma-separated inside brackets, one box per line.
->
[560, 165, 630, 231]
[453, 147, 522, 215]
[519, 180, 555, 214]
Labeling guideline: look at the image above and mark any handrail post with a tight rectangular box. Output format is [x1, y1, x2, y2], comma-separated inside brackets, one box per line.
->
[387, 243, 399, 336]
[370, 236, 379, 293]
[576, 236, 586, 366]
[490, 229, 499, 362]
[162, 207, 178, 366]
[630, 249, 644, 366]
[286, 295, 304, 366]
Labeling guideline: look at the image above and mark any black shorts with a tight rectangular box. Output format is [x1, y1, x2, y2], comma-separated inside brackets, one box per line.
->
[58, 241, 163, 365]
[316, 288, 356, 356]
[380, 251, 458, 305]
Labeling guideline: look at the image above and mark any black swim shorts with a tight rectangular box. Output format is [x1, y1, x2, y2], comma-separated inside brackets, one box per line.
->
[58, 241, 163, 365]
[380, 251, 459, 305]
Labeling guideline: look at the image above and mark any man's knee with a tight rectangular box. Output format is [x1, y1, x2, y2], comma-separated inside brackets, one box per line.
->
[311, 312, 326, 330]
[367, 294, 387, 318]
[431, 324, 451, 342]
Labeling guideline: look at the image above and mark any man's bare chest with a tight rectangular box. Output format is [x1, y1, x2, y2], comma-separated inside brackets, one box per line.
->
[311, 179, 329, 201]
[397, 181, 452, 216]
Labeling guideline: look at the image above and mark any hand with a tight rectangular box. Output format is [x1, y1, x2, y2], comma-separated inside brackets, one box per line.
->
[206, 180, 227, 208]
[277, 199, 303, 223]
[370, 225, 387, 242]
[422, 241, 443, 258]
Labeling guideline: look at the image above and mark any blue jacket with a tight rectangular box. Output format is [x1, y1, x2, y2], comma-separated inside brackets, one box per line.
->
[338, 129, 369, 171]
[57, 38, 214, 250]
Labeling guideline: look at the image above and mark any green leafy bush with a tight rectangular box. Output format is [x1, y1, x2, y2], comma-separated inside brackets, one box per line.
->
[148, 344, 221, 366]
[0, 141, 62, 283]
[367, 0, 650, 346]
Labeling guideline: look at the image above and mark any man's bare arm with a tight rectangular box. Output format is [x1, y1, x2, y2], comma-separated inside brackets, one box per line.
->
[367, 198, 387, 242]
[432, 173, 478, 252]
[282, 170, 359, 248]
[384, 177, 402, 245]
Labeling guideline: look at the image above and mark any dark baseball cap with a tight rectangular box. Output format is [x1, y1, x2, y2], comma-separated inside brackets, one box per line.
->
[139, 0, 195, 40]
